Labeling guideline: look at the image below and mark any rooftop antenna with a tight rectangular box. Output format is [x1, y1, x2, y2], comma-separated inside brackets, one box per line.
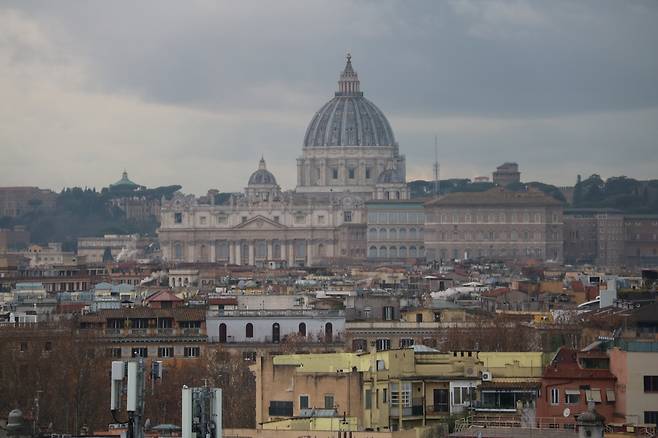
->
[433, 135, 440, 197]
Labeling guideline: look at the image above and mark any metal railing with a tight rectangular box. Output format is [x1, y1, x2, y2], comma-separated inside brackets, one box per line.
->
[98, 328, 205, 337]
[457, 414, 587, 430]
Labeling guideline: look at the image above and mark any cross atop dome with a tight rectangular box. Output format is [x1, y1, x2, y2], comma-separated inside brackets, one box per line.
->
[337, 52, 361, 95]
[259, 156, 267, 170]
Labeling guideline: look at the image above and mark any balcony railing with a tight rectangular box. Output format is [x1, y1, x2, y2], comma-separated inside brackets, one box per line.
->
[98, 328, 205, 337]
[425, 405, 450, 416]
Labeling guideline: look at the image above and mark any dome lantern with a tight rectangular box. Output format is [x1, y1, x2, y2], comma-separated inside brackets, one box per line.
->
[337, 53, 361, 96]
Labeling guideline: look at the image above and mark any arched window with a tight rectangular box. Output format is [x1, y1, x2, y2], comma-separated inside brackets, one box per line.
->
[368, 246, 377, 258]
[219, 323, 227, 343]
[272, 323, 280, 343]
[410, 246, 418, 257]
[389, 246, 397, 258]
[409, 228, 417, 239]
[299, 322, 306, 337]
[379, 228, 387, 240]
[379, 246, 387, 258]
[399, 246, 407, 257]
[246, 323, 253, 339]
[325, 322, 333, 343]
[399, 228, 407, 239]
[389, 228, 397, 241]
[317, 243, 325, 257]
[369, 228, 378, 240]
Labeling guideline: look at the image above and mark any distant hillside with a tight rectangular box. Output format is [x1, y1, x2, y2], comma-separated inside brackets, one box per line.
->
[0, 185, 181, 249]
[572, 175, 658, 213]
[408, 179, 565, 202]
[409, 175, 658, 214]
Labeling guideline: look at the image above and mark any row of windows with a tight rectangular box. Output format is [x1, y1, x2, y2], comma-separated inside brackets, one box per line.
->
[18, 341, 52, 352]
[367, 212, 425, 225]
[368, 227, 424, 241]
[109, 346, 200, 358]
[217, 322, 333, 343]
[427, 246, 555, 260]
[171, 239, 313, 261]
[351, 338, 415, 352]
[368, 246, 425, 258]
[549, 387, 614, 405]
[299, 394, 335, 410]
[433, 230, 558, 242]
[428, 211, 557, 224]
[324, 166, 370, 180]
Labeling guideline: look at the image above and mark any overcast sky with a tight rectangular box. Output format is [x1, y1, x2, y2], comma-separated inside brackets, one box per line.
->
[1, 1, 657, 195]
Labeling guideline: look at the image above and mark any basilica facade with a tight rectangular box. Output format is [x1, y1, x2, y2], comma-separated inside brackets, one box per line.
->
[158, 55, 410, 266]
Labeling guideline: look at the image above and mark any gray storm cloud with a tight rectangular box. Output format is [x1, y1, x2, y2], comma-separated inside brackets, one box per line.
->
[1, 0, 657, 194]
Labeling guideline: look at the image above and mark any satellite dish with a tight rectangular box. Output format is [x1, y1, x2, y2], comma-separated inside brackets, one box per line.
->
[563, 408, 571, 417]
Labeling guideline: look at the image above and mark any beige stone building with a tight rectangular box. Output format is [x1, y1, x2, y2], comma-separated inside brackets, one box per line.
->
[563, 208, 624, 266]
[424, 188, 564, 262]
[492, 162, 521, 186]
[0, 186, 56, 218]
[158, 55, 408, 266]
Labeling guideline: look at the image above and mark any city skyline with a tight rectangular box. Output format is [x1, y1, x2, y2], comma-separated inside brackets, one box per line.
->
[1, 1, 657, 195]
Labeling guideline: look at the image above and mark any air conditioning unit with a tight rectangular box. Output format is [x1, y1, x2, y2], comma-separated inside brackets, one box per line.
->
[481, 371, 493, 381]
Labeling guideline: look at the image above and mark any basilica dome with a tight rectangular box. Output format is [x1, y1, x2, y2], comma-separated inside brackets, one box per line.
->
[303, 54, 396, 148]
[248, 157, 277, 186]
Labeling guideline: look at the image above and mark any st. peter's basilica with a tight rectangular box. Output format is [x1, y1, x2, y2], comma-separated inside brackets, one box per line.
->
[158, 54, 411, 266]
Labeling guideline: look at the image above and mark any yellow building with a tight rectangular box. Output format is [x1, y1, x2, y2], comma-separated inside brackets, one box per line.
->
[254, 346, 489, 432]
[475, 351, 549, 413]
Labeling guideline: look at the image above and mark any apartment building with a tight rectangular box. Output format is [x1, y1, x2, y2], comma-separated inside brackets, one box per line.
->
[253, 347, 485, 431]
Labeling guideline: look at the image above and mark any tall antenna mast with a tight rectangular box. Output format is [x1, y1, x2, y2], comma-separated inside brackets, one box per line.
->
[433, 135, 440, 197]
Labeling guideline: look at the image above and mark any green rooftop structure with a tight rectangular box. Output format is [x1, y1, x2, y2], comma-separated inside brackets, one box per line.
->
[110, 170, 143, 190]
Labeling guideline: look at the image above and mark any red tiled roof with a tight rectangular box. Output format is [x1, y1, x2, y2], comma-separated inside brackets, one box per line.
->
[145, 290, 183, 302]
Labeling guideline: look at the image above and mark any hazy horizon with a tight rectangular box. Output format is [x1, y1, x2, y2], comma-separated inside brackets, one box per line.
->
[1, 1, 657, 196]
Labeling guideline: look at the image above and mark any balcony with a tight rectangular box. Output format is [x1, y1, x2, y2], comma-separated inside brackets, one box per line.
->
[390, 399, 424, 418]
[425, 404, 450, 416]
